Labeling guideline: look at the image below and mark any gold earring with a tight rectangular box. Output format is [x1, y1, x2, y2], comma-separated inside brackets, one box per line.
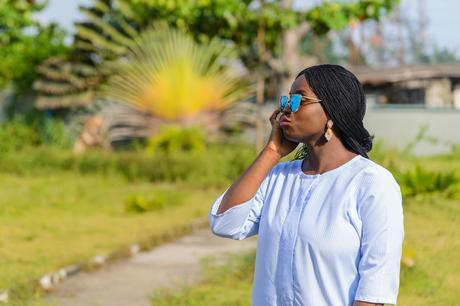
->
[325, 120, 333, 141]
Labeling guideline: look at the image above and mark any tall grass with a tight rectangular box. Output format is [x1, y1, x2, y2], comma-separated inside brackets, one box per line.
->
[0, 142, 256, 188]
[396, 164, 459, 198]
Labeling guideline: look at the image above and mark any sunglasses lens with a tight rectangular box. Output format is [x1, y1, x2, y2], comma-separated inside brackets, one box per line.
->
[280, 96, 288, 111]
[290, 94, 301, 112]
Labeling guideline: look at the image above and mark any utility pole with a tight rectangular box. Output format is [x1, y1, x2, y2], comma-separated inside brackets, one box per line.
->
[395, 4, 406, 65]
[418, 0, 428, 58]
[255, 0, 266, 151]
[348, 20, 357, 66]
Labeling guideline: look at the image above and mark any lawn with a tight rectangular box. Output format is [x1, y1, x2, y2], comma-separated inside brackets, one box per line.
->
[1, 144, 459, 305]
[398, 195, 460, 305]
[0, 171, 220, 303]
[0, 142, 257, 304]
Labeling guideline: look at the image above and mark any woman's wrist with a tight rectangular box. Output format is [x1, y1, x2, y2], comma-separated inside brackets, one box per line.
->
[261, 146, 283, 163]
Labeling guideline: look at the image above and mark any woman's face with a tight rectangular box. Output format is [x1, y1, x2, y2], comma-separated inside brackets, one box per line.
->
[279, 74, 329, 144]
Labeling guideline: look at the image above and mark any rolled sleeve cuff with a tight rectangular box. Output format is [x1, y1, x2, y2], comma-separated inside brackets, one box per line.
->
[209, 189, 256, 240]
[355, 280, 399, 305]
[354, 294, 397, 305]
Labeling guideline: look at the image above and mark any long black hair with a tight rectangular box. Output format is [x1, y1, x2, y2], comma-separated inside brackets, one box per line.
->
[293, 64, 373, 159]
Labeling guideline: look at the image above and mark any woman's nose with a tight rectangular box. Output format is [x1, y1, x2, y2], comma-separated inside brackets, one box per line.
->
[282, 103, 292, 115]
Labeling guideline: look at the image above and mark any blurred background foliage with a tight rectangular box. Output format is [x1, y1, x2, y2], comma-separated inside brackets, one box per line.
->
[1, 0, 401, 151]
[0, 0, 69, 93]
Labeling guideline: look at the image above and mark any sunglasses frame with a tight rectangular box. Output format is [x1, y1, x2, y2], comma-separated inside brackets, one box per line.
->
[279, 94, 322, 113]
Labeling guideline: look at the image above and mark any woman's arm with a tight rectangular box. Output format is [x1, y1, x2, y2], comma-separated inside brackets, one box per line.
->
[217, 108, 298, 214]
[216, 148, 280, 214]
[353, 168, 404, 306]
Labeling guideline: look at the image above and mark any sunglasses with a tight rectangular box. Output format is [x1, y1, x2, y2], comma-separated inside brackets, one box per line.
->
[279, 94, 322, 113]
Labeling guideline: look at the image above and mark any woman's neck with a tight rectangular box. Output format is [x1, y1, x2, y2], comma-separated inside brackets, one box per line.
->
[302, 137, 357, 175]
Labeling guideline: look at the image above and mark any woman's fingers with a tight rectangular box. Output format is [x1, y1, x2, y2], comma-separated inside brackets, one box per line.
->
[269, 109, 280, 123]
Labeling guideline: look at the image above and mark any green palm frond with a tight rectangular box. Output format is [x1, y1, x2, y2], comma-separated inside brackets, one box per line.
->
[114, 0, 141, 24]
[74, 0, 138, 62]
[33, 0, 139, 109]
[33, 56, 101, 109]
[35, 92, 95, 109]
[75, 25, 128, 56]
[79, 9, 133, 46]
[92, 0, 111, 13]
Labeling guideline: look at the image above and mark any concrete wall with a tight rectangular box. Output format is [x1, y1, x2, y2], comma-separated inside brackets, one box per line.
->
[364, 104, 460, 155]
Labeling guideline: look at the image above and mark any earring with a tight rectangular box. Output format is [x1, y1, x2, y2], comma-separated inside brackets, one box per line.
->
[324, 120, 333, 142]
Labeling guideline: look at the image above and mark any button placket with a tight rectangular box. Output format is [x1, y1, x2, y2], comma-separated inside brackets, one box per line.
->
[276, 176, 319, 303]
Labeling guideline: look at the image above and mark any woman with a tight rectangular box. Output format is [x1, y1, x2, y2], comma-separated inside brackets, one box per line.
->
[209, 64, 404, 306]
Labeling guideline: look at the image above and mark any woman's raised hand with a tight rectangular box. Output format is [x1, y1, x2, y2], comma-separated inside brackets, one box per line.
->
[264, 109, 300, 159]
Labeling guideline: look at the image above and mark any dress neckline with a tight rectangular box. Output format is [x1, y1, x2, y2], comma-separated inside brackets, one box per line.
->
[298, 154, 362, 178]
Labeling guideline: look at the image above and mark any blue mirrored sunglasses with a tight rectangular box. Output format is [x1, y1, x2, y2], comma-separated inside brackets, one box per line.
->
[279, 94, 322, 113]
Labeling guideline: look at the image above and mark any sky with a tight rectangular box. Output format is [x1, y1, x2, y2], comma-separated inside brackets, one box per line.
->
[35, 0, 460, 56]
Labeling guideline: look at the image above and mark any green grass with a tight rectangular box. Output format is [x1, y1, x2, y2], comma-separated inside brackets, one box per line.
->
[0, 142, 257, 304]
[0, 143, 256, 189]
[0, 172, 220, 303]
[398, 196, 460, 306]
[1, 143, 459, 305]
[150, 193, 460, 306]
[151, 250, 255, 306]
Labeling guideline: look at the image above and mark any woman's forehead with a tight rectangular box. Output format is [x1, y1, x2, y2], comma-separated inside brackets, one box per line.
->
[290, 74, 313, 94]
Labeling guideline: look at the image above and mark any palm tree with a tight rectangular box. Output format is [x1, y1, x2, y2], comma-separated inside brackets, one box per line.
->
[100, 22, 252, 135]
[33, 0, 137, 109]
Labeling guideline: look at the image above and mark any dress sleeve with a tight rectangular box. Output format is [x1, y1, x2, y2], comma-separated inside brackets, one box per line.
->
[354, 167, 405, 305]
[208, 169, 272, 240]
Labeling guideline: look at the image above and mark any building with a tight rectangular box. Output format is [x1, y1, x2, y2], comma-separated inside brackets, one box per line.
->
[352, 64, 460, 155]
[352, 64, 460, 108]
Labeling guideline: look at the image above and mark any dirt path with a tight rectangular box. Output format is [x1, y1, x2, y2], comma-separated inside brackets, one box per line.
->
[44, 228, 257, 306]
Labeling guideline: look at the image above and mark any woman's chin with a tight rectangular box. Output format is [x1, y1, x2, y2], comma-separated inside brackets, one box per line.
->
[281, 129, 298, 142]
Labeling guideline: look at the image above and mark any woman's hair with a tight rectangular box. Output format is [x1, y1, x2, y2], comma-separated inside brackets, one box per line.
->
[293, 64, 374, 160]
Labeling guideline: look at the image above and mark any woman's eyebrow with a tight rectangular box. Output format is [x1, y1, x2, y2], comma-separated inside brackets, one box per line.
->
[289, 90, 307, 95]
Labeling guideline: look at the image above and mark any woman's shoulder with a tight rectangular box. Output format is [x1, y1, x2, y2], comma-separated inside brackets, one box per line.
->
[356, 157, 398, 182]
[353, 157, 401, 197]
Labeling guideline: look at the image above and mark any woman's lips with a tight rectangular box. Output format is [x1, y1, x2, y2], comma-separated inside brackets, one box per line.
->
[279, 116, 291, 126]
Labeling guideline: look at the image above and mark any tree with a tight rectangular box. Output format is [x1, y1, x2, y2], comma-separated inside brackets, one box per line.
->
[33, 0, 400, 148]
[128, 0, 398, 84]
[129, 0, 400, 148]
[0, 0, 69, 93]
[32, 0, 137, 110]
[353, 0, 460, 67]
[37, 0, 400, 104]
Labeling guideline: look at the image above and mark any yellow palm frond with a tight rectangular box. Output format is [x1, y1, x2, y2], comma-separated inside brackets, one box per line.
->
[100, 22, 252, 121]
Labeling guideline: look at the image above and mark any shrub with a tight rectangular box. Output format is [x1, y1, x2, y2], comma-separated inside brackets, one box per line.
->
[124, 194, 166, 213]
[146, 125, 206, 156]
[40, 116, 73, 149]
[0, 142, 257, 188]
[396, 164, 459, 198]
[0, 113, 72, 152]
[0, 116, 40, 152]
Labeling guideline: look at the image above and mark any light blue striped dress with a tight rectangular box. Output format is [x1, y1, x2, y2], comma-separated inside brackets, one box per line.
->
[209, 155, 404, 306]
